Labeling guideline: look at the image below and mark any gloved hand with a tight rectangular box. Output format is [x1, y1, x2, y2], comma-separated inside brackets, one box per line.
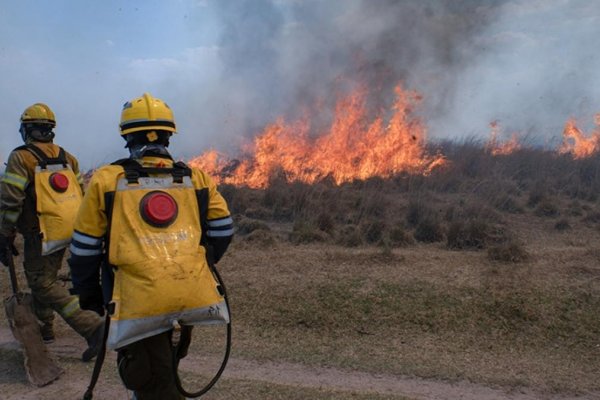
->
[0, 234, 18, 267]
[79, 287, 105, 316]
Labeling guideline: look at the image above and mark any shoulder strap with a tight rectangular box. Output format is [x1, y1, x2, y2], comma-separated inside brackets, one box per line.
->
[57, 147, 67, 163]
[111, 158, 192, 184]
[17, 144, 68, 168]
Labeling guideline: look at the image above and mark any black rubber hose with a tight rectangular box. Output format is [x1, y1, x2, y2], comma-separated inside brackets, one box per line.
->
[172, 265, 231, 398]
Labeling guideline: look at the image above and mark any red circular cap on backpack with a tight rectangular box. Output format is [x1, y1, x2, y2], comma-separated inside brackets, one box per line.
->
[140, 191, 178, 227]
[49, 173, 69, 192]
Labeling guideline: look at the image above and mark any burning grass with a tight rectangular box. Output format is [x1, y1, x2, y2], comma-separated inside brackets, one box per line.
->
[190, 84, 445, 188]
[226, 143, 600, 261]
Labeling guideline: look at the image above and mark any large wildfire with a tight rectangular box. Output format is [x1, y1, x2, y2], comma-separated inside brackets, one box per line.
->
[189, 85, 600, 188]
[559, 114, 600, 159]
[189, 84, 445, 189]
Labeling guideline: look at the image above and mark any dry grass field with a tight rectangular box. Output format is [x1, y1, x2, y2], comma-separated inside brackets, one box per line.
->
[1, 144, 600, 399]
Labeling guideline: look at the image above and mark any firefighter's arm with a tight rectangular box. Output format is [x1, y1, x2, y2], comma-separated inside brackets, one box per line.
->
[203, 172, 234, 263]
[0, 151, 30, 236]
[67, 170, 108, 305]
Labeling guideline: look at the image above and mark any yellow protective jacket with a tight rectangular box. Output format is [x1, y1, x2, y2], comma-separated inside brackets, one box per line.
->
[69, 155, 234, 350]
[0, 141, 83, 236]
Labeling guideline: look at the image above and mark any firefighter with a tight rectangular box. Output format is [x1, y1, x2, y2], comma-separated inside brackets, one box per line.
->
[68, 93, 234, 399]
[0, 103, 104, 361]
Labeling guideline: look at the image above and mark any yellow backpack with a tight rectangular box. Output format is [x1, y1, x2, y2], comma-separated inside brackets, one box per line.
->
[24, 144, 82, 255]
[104, 160, 228, 350]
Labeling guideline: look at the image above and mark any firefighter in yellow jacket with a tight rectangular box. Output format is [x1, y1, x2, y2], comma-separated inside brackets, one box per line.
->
[0, 103, 104, 361]
[68, 93, 234, 400]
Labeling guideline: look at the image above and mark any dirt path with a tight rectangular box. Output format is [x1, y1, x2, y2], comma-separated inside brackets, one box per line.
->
[1, 327, 596, 400]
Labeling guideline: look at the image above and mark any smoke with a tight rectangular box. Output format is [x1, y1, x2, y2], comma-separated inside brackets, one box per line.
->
[441, 0, 600, 146]
[180, 0, 502, 157]
[1, 1, 596, 167]
[177, 0, 600, 158]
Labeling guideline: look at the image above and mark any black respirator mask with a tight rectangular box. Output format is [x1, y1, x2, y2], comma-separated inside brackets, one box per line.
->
[19, 123, 55, 143]
[124, 131, 172, 159]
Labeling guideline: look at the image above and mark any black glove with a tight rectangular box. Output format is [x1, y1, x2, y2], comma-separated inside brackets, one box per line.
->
[78, 287, 105, 316]
[0, 234, 18, 267]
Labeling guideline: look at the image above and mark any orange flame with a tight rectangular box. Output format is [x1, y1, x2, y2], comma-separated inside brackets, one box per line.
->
[189, 84, 445, 188]
[559, 115, 600, 159]
[486, 120, 521, 156]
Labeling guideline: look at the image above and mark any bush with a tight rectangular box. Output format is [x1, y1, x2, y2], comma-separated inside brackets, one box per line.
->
[527, 184, 547, 208]
[360, 220, 387, 244]
[242, 229, 277, 248]
[244, 207, 273, 220]
[316, 213, 335, 234]
[494, 195, 523, 214]
[387, 225, 415, 247]
[487, 240, 529, 263]
[336, 225, 363, 247]
[414, 217, 444, 243]
[220, 185, 261, 216]
[236, 217, 270, 235]
[567, 201, 584, 217]
[406, 199, 431, 227]
[554, 218, 571, 231]
[262, 181, 294, 221]
[534, 199, 560, 217]
[447, 219, 488, 250]
[583, 211, 600, 224]
[289, 221, 328, 244]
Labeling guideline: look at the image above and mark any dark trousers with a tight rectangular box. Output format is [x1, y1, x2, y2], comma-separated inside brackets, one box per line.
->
[117, 328, 192, 400]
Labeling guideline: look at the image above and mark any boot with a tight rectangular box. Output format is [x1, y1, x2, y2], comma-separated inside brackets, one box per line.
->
[82, 321, 105, 362]
[40, 322, 55, 344]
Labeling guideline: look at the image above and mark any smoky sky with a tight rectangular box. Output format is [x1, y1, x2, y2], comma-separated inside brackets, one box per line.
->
[200, 0, 503, 148]
[186, 0, 599, 157]
[2, 1, 596, 168]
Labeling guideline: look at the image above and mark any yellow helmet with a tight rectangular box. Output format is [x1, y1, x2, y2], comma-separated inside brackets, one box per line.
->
[20, 103, 56, 128]
[119, 93, 177, 136]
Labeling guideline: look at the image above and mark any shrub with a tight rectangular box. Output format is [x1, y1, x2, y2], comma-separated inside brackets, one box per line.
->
[221, 185, 260, 215]
[446, 219, 488, 250]
[567, 201, 584, 217]
[406, 199, 430, 227]
[289, 221, 328, 244]
[236, 217, 270, 235]
[487, 239, 529, 263]
[242, 229, 277, 248]
[387, 225, 415, 247]
[534, 199, 560, 217]
[316, 213, 335, 234]
[414, 217, 444, 243]
[494, 195, 523, 214]
[554, 218, 571, 231]
[583, 211, 600, 224]
[262, 181, 294, 221]
[527, 185, 547, 208]
[244, 207, 273, 220]
[360, 220, 387, 244]
[336, 224, 363, 247]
